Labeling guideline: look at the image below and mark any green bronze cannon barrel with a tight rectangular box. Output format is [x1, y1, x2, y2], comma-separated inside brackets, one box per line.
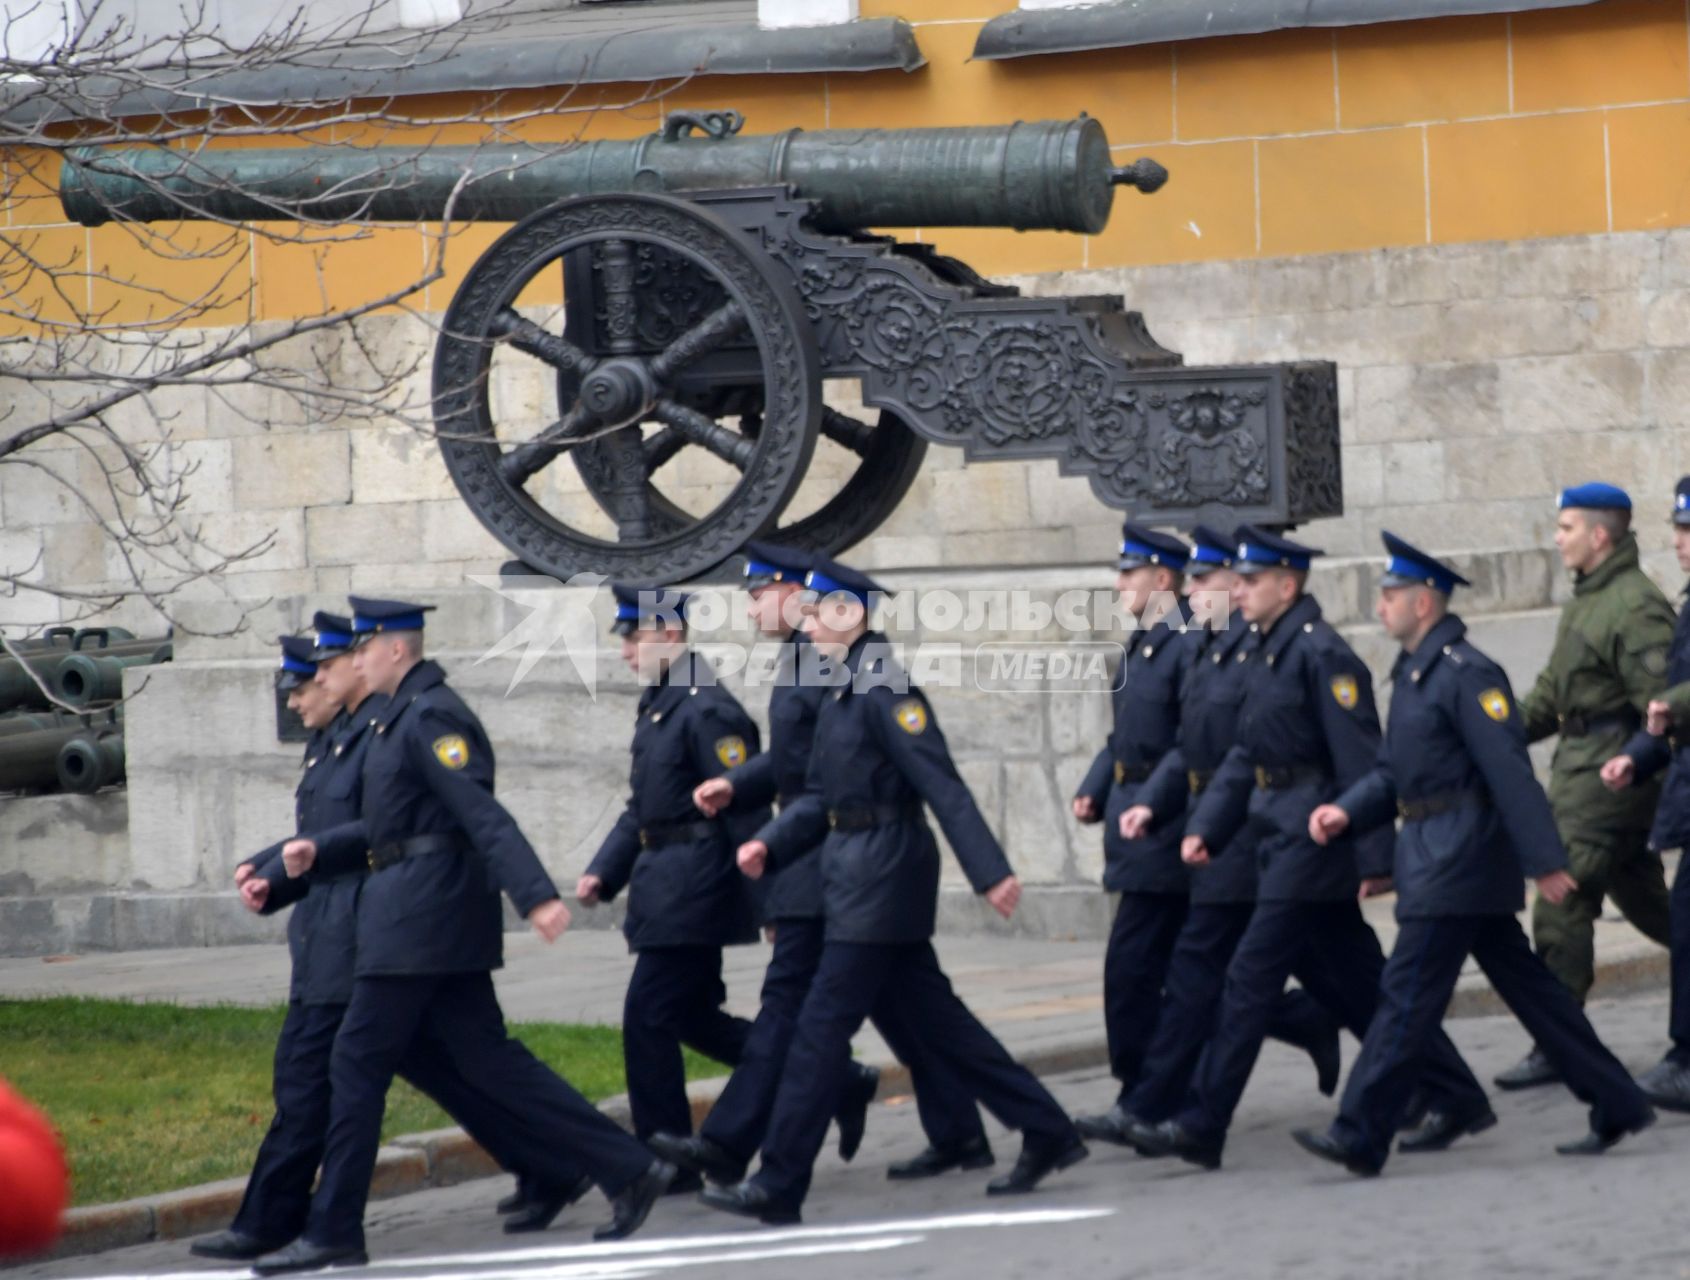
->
[0, 634, 168, 712]
[59, 114, 1166, 235]
[50, 644, 171, 709]
[0, 709, 122, 793]
[57, 725, 125, 794]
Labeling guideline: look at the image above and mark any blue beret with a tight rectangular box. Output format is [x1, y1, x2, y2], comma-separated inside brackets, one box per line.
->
[1117, 522, 1190, 572]
[1233, 523, 1323, 574]
[348, 596, 436, 639]
[1675, 476, 1690, 526]
[276, 634, 317, 690]
[308, 610, 356, 661]
[1186, 523, 1236, 576]
[803, 554, 885, 605]
[1379, 530, 1471, 596]
[1557, 482, 1631, 512]
[742, 540, 819, 589]
[609, 582, 690, 636]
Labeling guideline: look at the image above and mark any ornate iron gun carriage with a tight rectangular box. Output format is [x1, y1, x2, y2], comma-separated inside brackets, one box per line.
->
[62, 111, 1341, 582]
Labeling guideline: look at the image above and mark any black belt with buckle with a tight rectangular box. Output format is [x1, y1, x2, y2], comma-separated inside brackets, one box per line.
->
[1254, 764, 1329, 790]
[368, 833, 462, 871]
[827, 802, 923, 832]
[1558, 709, 1641, 738]
[638, 819, 718, 849]
[1114, 760, 1154, 785]
[1188, 768, 1216, 796]
[1397, 788, 1487, 822]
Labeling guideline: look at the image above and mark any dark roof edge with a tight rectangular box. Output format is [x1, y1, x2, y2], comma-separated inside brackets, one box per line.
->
[0, 17, 921, 126]
[973, 0, 1601, 60]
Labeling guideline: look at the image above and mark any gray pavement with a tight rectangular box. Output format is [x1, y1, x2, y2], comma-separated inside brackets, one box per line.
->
[8, 989, 1686, 1280]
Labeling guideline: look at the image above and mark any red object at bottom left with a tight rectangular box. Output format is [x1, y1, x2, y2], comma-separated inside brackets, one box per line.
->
[0, 1077, 70, 1256]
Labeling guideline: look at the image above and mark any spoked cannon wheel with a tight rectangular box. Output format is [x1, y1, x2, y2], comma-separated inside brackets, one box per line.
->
[571, 403, 928, 561]
[433, 192, 821, 584]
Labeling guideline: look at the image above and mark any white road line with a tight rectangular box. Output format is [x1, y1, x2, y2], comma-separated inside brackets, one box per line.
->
[90, 1206, 1115, 1280]
[393, 1235, 920, 1280]
[372, 1206, 1116, 1271]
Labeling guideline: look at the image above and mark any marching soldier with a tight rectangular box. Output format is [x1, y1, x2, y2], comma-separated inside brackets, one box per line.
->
[253, 598, 670, 1273]
[655, 543, 990, 1187]
[1134, 527, 1491, 1170]
[1497, 483, 1676, 1090]
[577, 584, 764, 1181]
[1098, 527, 1339, 1141]
[700, 557, 1085, 1225]
[1071, 525, 1201, 1141]
[198, 623, 592, 1261]
[1601, 476, 1690, 1111]
[1293, 533, 1655, 1176]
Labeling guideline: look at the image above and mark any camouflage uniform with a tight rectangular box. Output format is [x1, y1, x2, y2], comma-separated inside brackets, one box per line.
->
[1521, 533, 1676, 1000]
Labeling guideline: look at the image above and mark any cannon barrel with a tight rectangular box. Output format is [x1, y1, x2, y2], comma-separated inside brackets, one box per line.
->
[60, 115, 1166, 236]
[51, 644, 172, 709]
[56, 726, 125, 794]
[0, 635, 169, 712]
[0, 709, 123, 793]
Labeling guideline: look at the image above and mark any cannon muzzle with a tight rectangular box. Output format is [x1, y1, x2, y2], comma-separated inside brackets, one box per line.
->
[57, 725, 126, 793]
[60, 114, 1163, 236]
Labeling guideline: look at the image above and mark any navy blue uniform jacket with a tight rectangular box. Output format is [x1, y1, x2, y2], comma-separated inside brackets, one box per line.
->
[586, 652, 768, 951]
[1137, 611, 1264, 904]
[1186, 594, 1395, 902]
[756, 632, 1014, 944]
[1335, 614, 1568, 918]
[309, 660, 560, 977]
[247, 696, 387, 1005]
[1623, 584, 1690, 852]
[723, 632, 826, 922]
[1076, 600, 1200, 895]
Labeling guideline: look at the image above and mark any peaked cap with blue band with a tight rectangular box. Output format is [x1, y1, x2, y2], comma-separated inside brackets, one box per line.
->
[1379, 530, 1471, 596]
[1185, 523, 1236, 577]
[742, 540, 819, 590]
[802, 554, 885, 606]
[1557, 482, 1631, 512]
[308, 610, 357, 662]
[1674, 476, 1690, 526]
[1232, 523, 1323, 574]
[348, 597, 436, 641]
[609, 581, 691, 636]
[1116, 522, 1190, 572]
[276, 634, 317, 691]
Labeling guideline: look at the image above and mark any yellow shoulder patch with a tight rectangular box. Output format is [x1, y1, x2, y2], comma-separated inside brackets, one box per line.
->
[1329, 674, 1358, 710]
[714, 735, 748, 768]
[1478, 688, 1511, 722]
[432, 734, 470, 770]
[893, 698, 928, 735]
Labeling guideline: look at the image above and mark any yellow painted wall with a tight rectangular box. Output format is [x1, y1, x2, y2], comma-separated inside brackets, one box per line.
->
[7, 0, 1690, 327]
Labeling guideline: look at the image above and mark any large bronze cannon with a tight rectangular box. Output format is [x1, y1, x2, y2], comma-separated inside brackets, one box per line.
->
[62, 113, 1342, 582]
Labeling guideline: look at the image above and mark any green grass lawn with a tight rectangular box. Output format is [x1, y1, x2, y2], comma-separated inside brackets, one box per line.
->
[0, 998, 724, 1208]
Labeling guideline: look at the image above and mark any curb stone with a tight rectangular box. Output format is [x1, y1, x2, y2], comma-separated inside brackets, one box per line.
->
[15, 949, 1669, 1267]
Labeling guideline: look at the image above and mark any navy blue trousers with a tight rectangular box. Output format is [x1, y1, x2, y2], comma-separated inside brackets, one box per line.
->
[1332, 914, 1653, 1167]
[1124, 902, 1338, 1122]
[231, 1000, 578, 1244]
[624, 946, 753, 1140]
[1670, 857, 1690, 1062]
[304, 972, 652, 1249]
[1177, 900, 1488, 1144]
[702, 920, 985, 1162]
[753, 941, 1075, 1209]
[1104, 891, 1189, 1100]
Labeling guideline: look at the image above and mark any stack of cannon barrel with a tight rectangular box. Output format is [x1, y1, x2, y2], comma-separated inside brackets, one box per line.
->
[0, 626, 172, 795]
